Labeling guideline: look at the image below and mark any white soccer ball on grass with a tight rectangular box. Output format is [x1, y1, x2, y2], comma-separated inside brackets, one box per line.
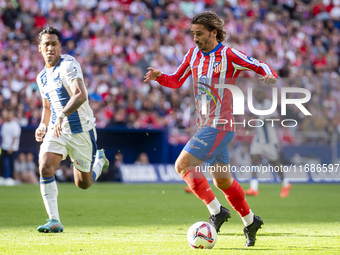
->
[187, 221, 217, 249]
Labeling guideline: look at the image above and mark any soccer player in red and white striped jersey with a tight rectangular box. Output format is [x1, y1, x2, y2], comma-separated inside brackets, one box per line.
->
[144, 11, 277, 247]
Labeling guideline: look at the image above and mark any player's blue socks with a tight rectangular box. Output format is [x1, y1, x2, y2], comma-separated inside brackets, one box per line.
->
[92, 172, 97, 182]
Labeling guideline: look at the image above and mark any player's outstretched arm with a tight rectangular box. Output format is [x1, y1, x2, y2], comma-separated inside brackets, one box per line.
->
[53, 79, 87, 138]
[35, 99, 51, 142]
[144, 67, 162, 82]
[259, 74, 277, 84]
[228, 48, 278, 84]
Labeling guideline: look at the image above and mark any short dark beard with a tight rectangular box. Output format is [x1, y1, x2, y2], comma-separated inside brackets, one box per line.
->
[46, 55, 61, 67]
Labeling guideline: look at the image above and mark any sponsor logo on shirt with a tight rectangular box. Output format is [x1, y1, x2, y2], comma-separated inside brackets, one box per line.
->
[69, 66, 79, 80]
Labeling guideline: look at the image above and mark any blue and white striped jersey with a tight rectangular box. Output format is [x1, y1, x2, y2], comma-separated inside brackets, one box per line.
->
[36, 54, 95, 134]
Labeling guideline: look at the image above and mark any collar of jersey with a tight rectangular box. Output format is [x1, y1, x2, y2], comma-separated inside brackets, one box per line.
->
[52, 56, 63, 71]
[201, 42, 223, 56]
[44, 56, 63, 72]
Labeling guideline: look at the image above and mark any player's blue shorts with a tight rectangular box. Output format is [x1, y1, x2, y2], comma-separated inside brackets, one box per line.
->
[183, 126, 235, 165]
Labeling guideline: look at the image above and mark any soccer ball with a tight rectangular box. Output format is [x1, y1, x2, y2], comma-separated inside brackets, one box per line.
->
[187, 221, 217, 249]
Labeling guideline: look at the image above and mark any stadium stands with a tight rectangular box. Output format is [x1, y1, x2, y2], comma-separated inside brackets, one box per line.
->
[0, 0, 339, 145]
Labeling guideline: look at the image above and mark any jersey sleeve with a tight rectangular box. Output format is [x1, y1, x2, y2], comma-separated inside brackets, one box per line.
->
[64, 59, 84, 85]
[229, 48, 278, 78]
[155, 49, 193, 89]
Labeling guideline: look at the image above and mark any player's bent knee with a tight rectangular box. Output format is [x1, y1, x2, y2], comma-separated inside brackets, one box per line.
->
[39, 153, 62, 177]
[174, 159, 189, 177]
[213, 178, 234, 190]
[39, 163, 55, 177]
[174, 158, 181, 173]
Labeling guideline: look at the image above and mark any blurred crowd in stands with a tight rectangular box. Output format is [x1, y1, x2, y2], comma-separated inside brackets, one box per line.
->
[0, 0, 339, 144]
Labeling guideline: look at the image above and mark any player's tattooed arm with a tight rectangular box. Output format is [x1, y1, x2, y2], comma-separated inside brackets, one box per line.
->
[53, 79, 87, 138]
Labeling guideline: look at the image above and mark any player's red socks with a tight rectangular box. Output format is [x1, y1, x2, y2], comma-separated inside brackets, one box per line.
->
[222, 179, 250, 217]
[182, 169, 215, 205]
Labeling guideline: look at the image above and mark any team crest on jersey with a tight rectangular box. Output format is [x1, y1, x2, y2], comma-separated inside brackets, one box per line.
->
[56, 79, 63, 88]
[213, 62, 221, 73]
[53, 73, 62, 88]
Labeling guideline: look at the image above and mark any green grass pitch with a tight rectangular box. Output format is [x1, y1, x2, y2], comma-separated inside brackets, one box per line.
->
[0, 183, 339, 254]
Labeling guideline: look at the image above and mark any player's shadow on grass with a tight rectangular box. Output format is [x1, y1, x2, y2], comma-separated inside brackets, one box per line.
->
[260, 233, 334, 238]
[217, 246, 338, 252]
[219, 233, 334, 238]
[216, 248, 275, 251]
[287, 246, 339, 251]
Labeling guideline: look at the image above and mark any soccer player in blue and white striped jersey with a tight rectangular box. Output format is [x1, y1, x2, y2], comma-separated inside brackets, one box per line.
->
[35, 27, 109, 233]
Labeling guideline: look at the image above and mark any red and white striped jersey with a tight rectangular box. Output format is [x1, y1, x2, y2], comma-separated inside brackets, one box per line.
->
[156, 42, 278, 131]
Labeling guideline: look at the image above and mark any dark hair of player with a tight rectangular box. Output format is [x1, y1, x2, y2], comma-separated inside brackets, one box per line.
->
[191, 11, 227, 42]
[38, 27, 62, 44]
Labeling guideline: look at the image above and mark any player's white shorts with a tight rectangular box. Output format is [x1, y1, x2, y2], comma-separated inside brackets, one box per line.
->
[250, 140, 279, 161]
[39, 128, 97, 172]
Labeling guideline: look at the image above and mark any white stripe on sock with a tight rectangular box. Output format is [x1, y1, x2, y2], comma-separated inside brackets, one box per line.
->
[207, 197, 221, 215]
[241, 210, 254, 226]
